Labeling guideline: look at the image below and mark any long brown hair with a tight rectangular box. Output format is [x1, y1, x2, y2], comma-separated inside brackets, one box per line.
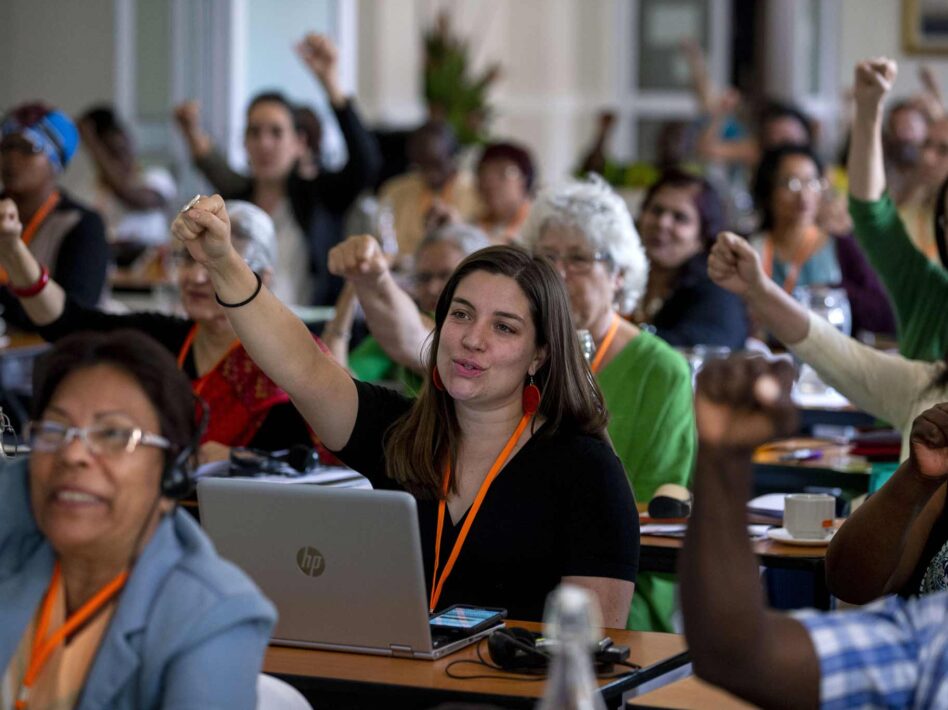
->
[384, 245, 609, 499]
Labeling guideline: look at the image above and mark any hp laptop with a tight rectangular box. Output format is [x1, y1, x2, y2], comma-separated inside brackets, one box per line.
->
[197, 478, 503, 659]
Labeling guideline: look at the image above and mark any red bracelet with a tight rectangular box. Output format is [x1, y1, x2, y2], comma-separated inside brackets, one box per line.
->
[10, 265, 50, 298]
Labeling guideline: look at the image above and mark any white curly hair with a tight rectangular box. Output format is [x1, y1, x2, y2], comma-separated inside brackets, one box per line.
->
[521, 174, 648, 314]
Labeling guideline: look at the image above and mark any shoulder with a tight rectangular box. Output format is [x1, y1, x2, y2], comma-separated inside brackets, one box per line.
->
[0, 459, 44, 573]
[534, 427, 625, 483]
[379, 173, 422, 200]
[617, 331, 691, 381]
[57, 191, 105, 227]
[145, 513, 276, 638]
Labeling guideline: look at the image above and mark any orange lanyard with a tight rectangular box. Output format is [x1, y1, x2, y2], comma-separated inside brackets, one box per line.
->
[16, 561, 127, 710]
[0, 191, 60, 284]
[761, 227, 822, 294]
[590, 313, 621, 374]
[176, 324, 240, 395]
[21, 191, 61, 247]
[429, 412, 534, 612]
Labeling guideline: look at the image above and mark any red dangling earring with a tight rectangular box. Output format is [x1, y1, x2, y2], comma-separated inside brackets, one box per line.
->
[432, 366, 445, 391]
[522, 374, 541, 415]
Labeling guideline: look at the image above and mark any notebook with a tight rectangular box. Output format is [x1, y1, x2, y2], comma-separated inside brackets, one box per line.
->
[196, 478, 503, 659]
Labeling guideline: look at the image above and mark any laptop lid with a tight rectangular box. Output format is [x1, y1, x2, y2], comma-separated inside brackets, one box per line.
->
[197, 478, 438, 656]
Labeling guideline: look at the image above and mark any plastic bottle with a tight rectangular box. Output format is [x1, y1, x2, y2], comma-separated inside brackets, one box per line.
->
[536, 584, 606, 710]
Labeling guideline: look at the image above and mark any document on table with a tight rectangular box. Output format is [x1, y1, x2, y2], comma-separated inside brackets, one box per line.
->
[193, 461, 371, 488]
[641, 524, 772, 540]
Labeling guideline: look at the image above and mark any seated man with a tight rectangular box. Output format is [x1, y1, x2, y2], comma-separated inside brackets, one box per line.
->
[681, 354, 948, 708]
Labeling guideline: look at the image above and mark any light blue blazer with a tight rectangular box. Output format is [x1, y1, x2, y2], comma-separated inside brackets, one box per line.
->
[0, 460, 276, 709]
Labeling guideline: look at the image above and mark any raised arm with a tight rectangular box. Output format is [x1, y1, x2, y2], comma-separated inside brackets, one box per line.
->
[826, 404, 948, 603]
[849, 58, 896, 202]
[77, 118, 166, 211]
[328, 235, 433, 374]
[171, 195, 358, 450]
[0, 199, 66, 325]
[173, 101, 252, 197]
[680, 356, 820, 709]
[707, 231, 810, 344]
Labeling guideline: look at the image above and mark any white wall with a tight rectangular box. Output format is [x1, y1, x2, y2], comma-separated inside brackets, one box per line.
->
[839, 0, 948, 102]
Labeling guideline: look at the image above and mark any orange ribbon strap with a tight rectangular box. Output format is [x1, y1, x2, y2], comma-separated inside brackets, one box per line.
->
[176, 324, 240, 395]
[590, 313, 621, 374]
[16, 560, 128, 709]
[429, 412, 533, 612]
[761, 227, 822, 295]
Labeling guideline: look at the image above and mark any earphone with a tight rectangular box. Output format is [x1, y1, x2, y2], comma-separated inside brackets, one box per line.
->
[160, 399, 209, 499]
[486, 627, 550, 671]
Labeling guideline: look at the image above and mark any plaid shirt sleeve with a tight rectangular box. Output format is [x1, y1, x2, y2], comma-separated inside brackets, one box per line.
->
[793, 592, 948, 709]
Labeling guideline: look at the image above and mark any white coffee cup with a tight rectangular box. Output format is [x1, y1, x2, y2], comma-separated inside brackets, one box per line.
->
[783, 493, 835, 539]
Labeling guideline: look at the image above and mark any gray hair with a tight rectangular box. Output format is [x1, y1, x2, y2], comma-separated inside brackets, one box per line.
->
[417, 223, 491, 258]
[521, 175, 648, 313]
[226, 200, 277, 273]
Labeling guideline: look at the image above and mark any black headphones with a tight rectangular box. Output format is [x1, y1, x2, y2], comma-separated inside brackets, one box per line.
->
[487, 628, 550, 672]
[160, 399, 209, 499]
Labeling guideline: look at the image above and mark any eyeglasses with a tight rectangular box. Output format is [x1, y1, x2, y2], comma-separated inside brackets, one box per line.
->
[777, 177, 827, 194]
[25, 420, 171, 456]
[535, 250, 611, 274]
[0, 137, 44, 156]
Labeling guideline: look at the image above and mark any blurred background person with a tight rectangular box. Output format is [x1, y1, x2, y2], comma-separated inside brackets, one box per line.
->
[174, 33, 380, 307]
[632, 169, 749, 350]
[76, 105, 176, 259]
[378, 119, 481, 258]
[0, 103, 109, 330]
[474, 141, 535, 244]
[750, 143, 895, 338]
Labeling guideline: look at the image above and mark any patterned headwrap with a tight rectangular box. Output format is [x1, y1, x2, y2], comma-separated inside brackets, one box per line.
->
[1, 103, 79, 173]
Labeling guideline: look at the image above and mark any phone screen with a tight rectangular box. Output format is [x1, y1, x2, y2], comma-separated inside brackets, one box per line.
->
[429, 606, 503, 630]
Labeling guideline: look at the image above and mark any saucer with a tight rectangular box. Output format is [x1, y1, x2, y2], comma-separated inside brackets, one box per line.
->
[766, 527, 834, 546]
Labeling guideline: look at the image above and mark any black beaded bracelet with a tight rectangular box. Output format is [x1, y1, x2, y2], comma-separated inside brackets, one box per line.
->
[215, 272, 262, 308]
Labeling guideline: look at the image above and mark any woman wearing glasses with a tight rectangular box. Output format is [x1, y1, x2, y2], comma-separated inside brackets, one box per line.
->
[0, 330, 274, 709]
[0, 198, 319, 463]
[522, 176, 695, 633]
[749, 144, 895, 336]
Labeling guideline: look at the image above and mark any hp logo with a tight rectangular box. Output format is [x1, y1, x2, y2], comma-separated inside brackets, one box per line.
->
[296, 546, 326, 577]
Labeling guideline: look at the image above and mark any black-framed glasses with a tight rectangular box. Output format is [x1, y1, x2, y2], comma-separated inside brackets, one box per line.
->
[25, 420, 170, 456]
[535, 250, 611, 274]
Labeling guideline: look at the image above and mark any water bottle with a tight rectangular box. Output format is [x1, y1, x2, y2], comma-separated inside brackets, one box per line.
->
[537, 584, 606, 710]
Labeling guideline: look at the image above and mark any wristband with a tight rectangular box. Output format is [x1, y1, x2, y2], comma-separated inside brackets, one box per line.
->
[10, 265, 50, 298]
[215, 272, 262, 308]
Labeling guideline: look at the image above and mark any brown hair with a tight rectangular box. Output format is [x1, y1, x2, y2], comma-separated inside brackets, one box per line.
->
[384, 245, 609, 499]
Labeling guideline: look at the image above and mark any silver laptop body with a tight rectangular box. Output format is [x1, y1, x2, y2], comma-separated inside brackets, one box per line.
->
[197, 478, 500, 659]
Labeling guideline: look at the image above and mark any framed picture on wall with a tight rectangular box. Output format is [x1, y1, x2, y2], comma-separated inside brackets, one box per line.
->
[903, 0, 948, 54]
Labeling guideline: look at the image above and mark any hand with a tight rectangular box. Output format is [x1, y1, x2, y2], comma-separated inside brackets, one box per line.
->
[198, 441, 231, 466]
[909, 403, 948, 480]
[0, 199, 23, 250]
[707, 231, 768, 298]
[170, 195, 234, 269]
[695, 355, 798, 450]
[296, 33, 341, 97]
[173, 100, 202, 135]
[853, 58, 897, 112]
[713, 87, 741, 117]
[328, 235, 390, 284]
[424, 200, 461, 233]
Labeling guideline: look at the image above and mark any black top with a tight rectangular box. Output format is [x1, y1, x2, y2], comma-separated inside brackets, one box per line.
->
[0, 191, 109, 331]
[651, 252, 749, 351]
[196, 101, 381, 306]
[333, 380, 640, 622]
[37, 297, 311, 451]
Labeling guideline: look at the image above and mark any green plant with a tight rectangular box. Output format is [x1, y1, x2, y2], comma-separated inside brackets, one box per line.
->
[423, 12, 500, 146]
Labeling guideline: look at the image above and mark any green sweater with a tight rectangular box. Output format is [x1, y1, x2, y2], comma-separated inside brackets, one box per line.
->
[850, 194, 948, 361]
[349, 336, 422, 394]
[598, 331, 696, 632]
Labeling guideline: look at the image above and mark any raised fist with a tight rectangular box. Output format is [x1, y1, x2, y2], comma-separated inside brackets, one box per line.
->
[909, 403, 948, 481]
[853, 58, 897, 111]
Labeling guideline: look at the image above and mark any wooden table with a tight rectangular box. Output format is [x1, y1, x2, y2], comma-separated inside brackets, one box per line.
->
[628, 675, 756, 709]
[263, 623, 689, 709]
[752, 437, 871, 499]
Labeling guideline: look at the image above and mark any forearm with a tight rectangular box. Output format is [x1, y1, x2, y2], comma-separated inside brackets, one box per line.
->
[353, 272, 432, 373]
[849, 104, 886, 201]
[206, 250, 357, 449]
[681, 445, 819, 707]
[745, 280, 810, 345]
[826, 462, 945, 602]
[0, 240, 65, 325]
